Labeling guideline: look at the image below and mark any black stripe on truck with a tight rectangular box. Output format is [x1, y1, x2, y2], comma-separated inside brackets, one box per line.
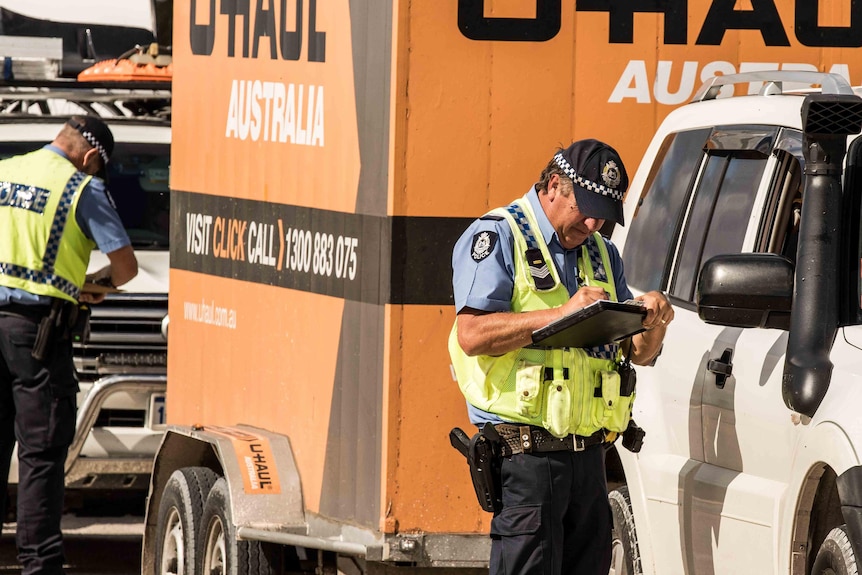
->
[172, 190, 472, 306]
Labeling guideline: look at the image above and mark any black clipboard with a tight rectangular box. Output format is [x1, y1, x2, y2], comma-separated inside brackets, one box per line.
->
[530, 300, 647, 349]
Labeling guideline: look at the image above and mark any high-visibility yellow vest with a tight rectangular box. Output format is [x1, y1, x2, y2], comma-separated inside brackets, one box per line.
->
[449, 196, 634, 437]
[0, 149, 95, 303]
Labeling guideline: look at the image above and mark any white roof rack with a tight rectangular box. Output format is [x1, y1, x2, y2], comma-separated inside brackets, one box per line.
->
[691, 71, 854, 103]
[0, 80, 170, 121]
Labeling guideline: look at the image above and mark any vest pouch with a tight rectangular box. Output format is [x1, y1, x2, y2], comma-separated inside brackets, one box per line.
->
[515, 361, 544, 418]
[591, 370, 633, 433]
[591, 371, 620, 429]
[606, 390, 635, 433]
[543, 378, 574, 438]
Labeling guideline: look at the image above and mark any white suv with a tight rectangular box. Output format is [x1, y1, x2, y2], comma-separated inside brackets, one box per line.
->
[608, 71, 862, 575]
[0, 83, 170, 508]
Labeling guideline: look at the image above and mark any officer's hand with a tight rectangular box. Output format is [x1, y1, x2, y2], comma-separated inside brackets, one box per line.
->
[79, 292, 106, 304]
[635, 291, 673, 330]
[561, 286, 608, 316]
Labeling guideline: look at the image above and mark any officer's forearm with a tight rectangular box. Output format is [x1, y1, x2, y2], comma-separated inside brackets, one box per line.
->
[457, 308, 564, 356]
[629, 326, 666, 366]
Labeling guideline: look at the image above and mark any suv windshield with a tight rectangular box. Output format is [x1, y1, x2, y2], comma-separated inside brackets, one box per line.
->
[0, 141, 170, 250]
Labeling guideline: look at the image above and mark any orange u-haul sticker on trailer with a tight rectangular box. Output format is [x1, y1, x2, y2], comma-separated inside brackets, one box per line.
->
[233, 436, 281, 494]
[205, 426, 282, 494]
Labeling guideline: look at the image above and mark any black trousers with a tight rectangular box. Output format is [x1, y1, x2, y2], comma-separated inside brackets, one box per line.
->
[0, 313, 78, 575]
[490, 445, 612, 575]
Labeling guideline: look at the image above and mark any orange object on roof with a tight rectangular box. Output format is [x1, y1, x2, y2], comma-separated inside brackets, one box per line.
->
[78, 44, 172, 83]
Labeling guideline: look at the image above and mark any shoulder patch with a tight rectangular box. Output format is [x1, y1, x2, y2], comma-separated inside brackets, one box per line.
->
[479, 214, 505, 221]
[471, 231, 498, 262]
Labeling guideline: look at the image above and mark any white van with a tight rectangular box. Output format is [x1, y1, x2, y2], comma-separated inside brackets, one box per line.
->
[0, 81, 171, 508]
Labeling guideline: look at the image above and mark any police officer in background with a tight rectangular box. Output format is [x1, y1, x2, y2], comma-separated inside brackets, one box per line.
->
[0, 115, 137, 575]
[449, 140, 673, 574]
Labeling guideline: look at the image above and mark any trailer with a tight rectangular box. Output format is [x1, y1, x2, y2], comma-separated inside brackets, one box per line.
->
[143, 2, 862, 574]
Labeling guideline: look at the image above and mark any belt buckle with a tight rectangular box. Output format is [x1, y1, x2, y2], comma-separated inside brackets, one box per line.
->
[572, 435, 586, 452]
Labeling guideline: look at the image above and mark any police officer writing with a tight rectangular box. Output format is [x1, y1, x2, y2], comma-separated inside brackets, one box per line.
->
[449, 140, 673, 575]
[0, 116, 137, 575]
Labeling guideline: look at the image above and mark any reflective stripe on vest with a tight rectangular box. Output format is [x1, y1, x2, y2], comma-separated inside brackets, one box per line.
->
[0, 151, 92, 302]
[449, 196, 633, 437]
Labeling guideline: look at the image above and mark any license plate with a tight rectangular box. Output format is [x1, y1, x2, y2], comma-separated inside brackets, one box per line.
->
[149, 393, 167, 430]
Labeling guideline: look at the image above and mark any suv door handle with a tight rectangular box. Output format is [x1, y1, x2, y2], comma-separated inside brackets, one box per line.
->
[707, 348, 734, 389]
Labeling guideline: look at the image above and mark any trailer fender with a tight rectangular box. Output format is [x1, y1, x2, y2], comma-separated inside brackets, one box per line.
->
[143, 424, 306, 574]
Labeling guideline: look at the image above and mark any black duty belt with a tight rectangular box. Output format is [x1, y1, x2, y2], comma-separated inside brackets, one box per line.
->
[0, 302, 52, 322]
[495, 423, 606, 456]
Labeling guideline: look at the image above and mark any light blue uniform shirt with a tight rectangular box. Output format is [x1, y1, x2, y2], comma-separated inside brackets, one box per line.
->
[0, 145, 131, 305]
[451, 186, 633, 425]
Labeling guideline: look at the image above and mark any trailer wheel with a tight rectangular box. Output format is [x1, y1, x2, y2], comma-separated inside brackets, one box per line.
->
[155, 466, 219, 575]
[199, 477, 282, 575]
[609, 485, 642, 575]
[812, 525, 858, 575]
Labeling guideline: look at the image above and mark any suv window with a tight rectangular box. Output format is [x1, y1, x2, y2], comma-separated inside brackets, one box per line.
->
[670, 150, 766, 302]
[756, 133, 803, 260]
[623, 128, 711, 292]
[0, 141, 170, 249]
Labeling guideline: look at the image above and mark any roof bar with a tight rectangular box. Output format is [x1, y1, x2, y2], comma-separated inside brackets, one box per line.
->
[691, 71, 853, 103]
[0, 85, 171, 103]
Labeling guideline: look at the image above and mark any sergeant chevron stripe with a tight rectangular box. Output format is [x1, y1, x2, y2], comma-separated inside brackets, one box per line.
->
[529, 264, 551, 279]
[506, 203, 556, 290]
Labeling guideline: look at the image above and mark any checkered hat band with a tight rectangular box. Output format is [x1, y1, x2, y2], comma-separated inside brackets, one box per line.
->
[0, 262, 79, 299]
[80, 130, 109, 164]
[553, 153, 624, 202]
[505, 204, 539, 251]
[42, 172, 85, 274]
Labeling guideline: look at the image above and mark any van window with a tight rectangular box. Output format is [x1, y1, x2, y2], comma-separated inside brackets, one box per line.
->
[108, 143, 170, 250]
[622, 128, 711, 292]
[0, 141, 170, 249]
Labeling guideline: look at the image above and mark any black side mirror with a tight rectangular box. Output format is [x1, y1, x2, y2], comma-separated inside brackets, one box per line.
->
[697, 253, 794, 330]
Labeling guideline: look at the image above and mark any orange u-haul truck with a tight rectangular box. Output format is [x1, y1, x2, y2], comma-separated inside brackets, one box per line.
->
[142, 1, 862, 573]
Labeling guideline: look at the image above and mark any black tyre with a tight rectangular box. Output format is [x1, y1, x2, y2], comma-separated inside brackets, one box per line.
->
[154, 466, 219, 575]
[609, 485, 642, 575]
[198, 477, 282, 575]
[812, 525, 858, 575]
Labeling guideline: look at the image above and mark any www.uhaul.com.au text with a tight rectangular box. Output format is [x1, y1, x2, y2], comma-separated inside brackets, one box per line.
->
[183, 299, 237, 330]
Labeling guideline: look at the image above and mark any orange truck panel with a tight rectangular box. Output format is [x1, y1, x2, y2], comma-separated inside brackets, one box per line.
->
[170, 0, 862, 537]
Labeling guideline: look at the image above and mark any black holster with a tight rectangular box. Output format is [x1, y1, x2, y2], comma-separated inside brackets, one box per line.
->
[449, 424, 503, 513]
[31, 299, 63, 361]
[31, 300, 90, 361]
